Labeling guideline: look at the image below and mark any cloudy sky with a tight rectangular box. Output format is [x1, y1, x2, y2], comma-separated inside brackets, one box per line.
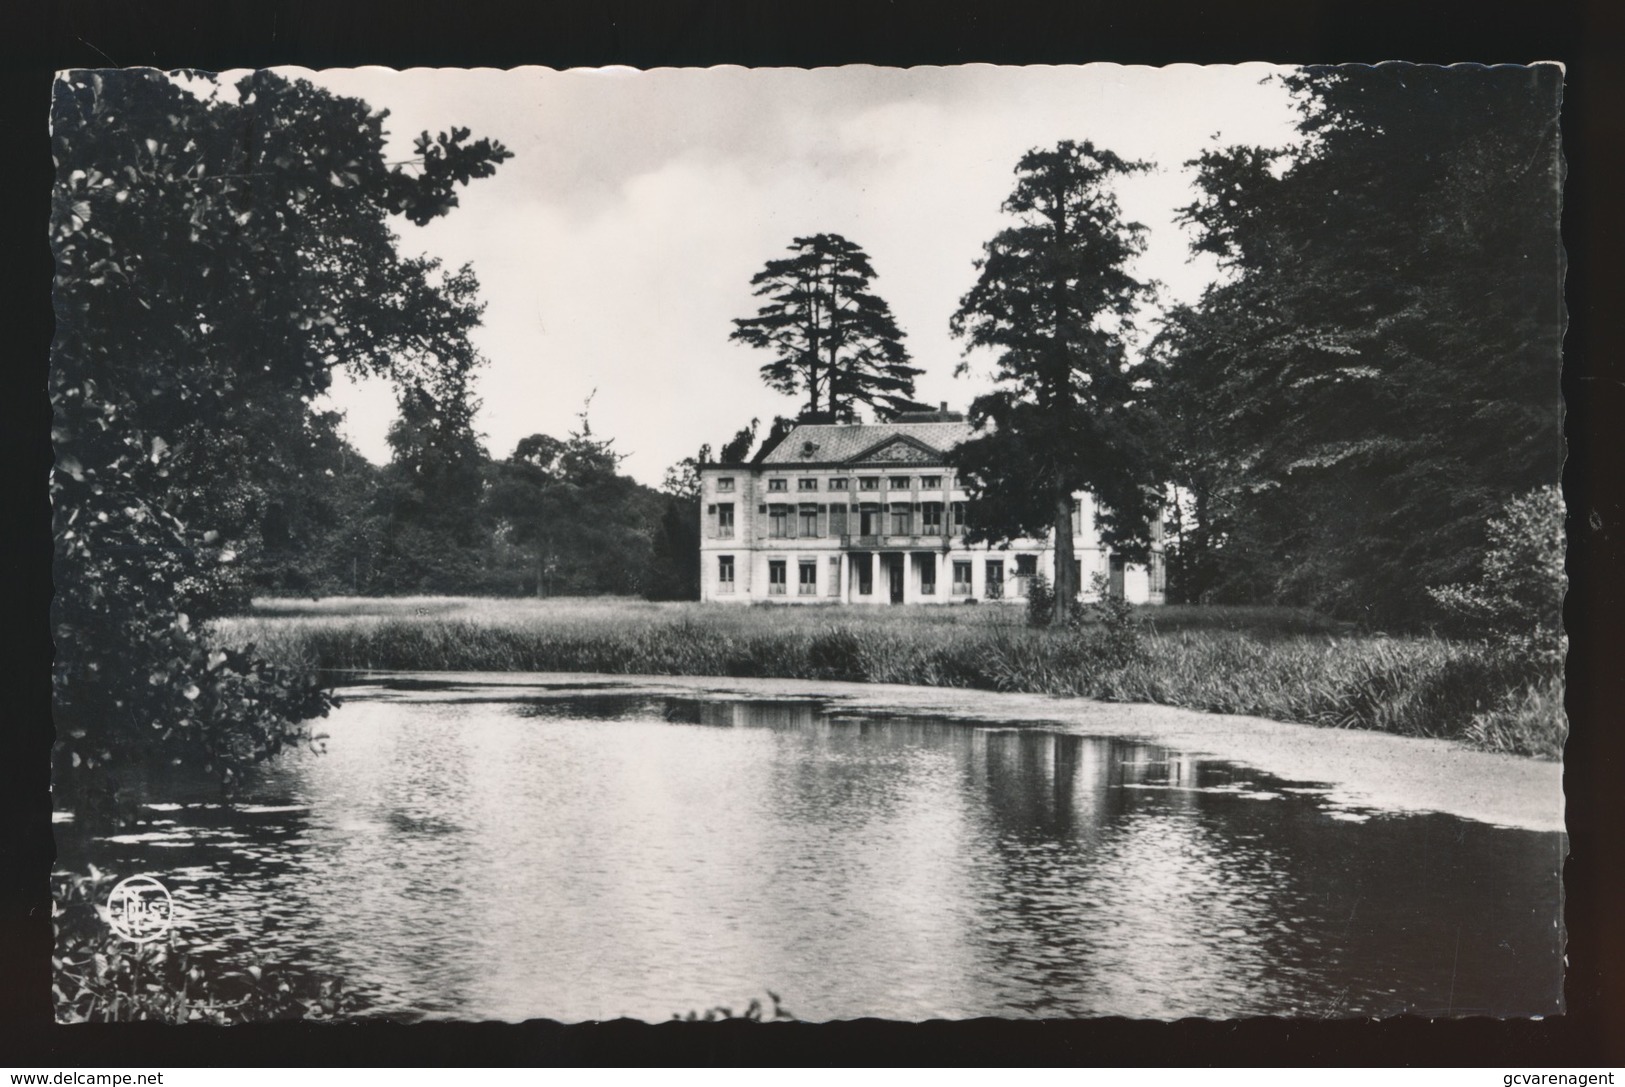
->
[273, 64, 1302, 487]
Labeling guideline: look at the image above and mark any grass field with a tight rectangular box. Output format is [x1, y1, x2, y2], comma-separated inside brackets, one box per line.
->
[213, 596, 1565, 759]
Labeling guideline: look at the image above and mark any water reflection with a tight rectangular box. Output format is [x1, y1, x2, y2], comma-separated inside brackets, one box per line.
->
[56, 687, 1564, 1022]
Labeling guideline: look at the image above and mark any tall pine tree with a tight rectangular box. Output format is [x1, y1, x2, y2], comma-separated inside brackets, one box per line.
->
[731, 233, 923, 420]
[950, 141, 1163, 622]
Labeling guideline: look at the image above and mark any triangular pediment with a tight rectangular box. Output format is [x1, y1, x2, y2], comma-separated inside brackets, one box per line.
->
[846, 435, 942, 465]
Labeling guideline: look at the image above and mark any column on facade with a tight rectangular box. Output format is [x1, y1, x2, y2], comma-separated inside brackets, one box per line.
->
[906, 477, 920, 606]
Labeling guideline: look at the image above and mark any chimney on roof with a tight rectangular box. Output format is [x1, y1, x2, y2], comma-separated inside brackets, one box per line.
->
[895, 402, 966, 423]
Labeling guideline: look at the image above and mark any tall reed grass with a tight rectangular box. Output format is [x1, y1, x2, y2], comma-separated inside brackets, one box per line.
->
[215, 597, 1565, 758]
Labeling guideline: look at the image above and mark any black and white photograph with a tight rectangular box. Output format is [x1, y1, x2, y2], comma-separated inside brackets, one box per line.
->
[47, 60, 1567, 1027]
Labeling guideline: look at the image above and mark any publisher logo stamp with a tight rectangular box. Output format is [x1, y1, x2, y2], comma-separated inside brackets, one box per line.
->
[106, 875, 173, 943]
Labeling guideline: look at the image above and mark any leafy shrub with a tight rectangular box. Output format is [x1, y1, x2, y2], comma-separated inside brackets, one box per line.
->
[1067, 573, 1143, 670]
[53, 490, 335, 828]
[53, 867, 358, 1023]
[1429, 485, 1565, 665]
[1025, 570, 1055, 627]
[1424, 486, 1567, 754]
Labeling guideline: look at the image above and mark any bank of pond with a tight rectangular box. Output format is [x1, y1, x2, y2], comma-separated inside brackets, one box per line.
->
[216, 597, 1566, 759]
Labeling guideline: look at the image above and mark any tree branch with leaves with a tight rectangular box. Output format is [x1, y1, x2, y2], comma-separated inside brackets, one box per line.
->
[50, 68, 511, 820]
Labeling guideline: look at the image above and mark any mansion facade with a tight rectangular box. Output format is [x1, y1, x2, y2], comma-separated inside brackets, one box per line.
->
[698, 410, 1166, 606]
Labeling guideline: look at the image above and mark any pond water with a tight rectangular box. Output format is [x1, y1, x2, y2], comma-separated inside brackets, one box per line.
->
[56, 679, 1565, 1022]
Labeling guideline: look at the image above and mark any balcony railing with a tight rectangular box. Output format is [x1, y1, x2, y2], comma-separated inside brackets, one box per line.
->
[840, 533, 951, 549]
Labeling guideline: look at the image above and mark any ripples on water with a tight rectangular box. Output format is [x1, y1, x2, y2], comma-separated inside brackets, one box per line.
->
[55, 683, 1565, 1022]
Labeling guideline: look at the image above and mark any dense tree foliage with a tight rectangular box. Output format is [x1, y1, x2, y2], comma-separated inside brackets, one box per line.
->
[949, 141, 1164, 622]
[661, 444, 710, 502]
[1429, 486, 1565, 661]
[717, 419, 760, 464]
[1153, 65, 1564, 625]
[167, 406, 680, 602]
[645, 499, 703, 601]
[643, 420, 768, 601]
[731, 233, 923, 420]
[50, 68, 510, 812]
[480, 408, 669, 598]
[250, 418, 384, 597]
[368, 371, 491, 592]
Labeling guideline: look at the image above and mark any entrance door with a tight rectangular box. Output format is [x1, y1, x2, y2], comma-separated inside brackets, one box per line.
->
[888, 556, 904, 603]
[985, 559, 1004, 600]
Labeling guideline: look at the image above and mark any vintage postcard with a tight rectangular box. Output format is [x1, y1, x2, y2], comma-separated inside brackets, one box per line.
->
[49, 62, 1565, 1023]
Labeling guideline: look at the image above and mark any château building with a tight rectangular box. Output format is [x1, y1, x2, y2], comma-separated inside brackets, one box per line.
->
[697, 407, 1166, 605]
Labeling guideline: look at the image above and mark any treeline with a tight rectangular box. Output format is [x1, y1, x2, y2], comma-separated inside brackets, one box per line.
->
[1151, 65, 1565, 627]
[248, 399, 696, 601]
[715, 68, 1566, 632]
[230, 65, 1570, 630]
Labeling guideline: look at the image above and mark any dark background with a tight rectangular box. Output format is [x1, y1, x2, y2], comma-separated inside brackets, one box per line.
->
[3, 0, 1619, 1067]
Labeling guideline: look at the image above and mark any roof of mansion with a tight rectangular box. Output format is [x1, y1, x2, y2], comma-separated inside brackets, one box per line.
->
[757, 421, 977, 466]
